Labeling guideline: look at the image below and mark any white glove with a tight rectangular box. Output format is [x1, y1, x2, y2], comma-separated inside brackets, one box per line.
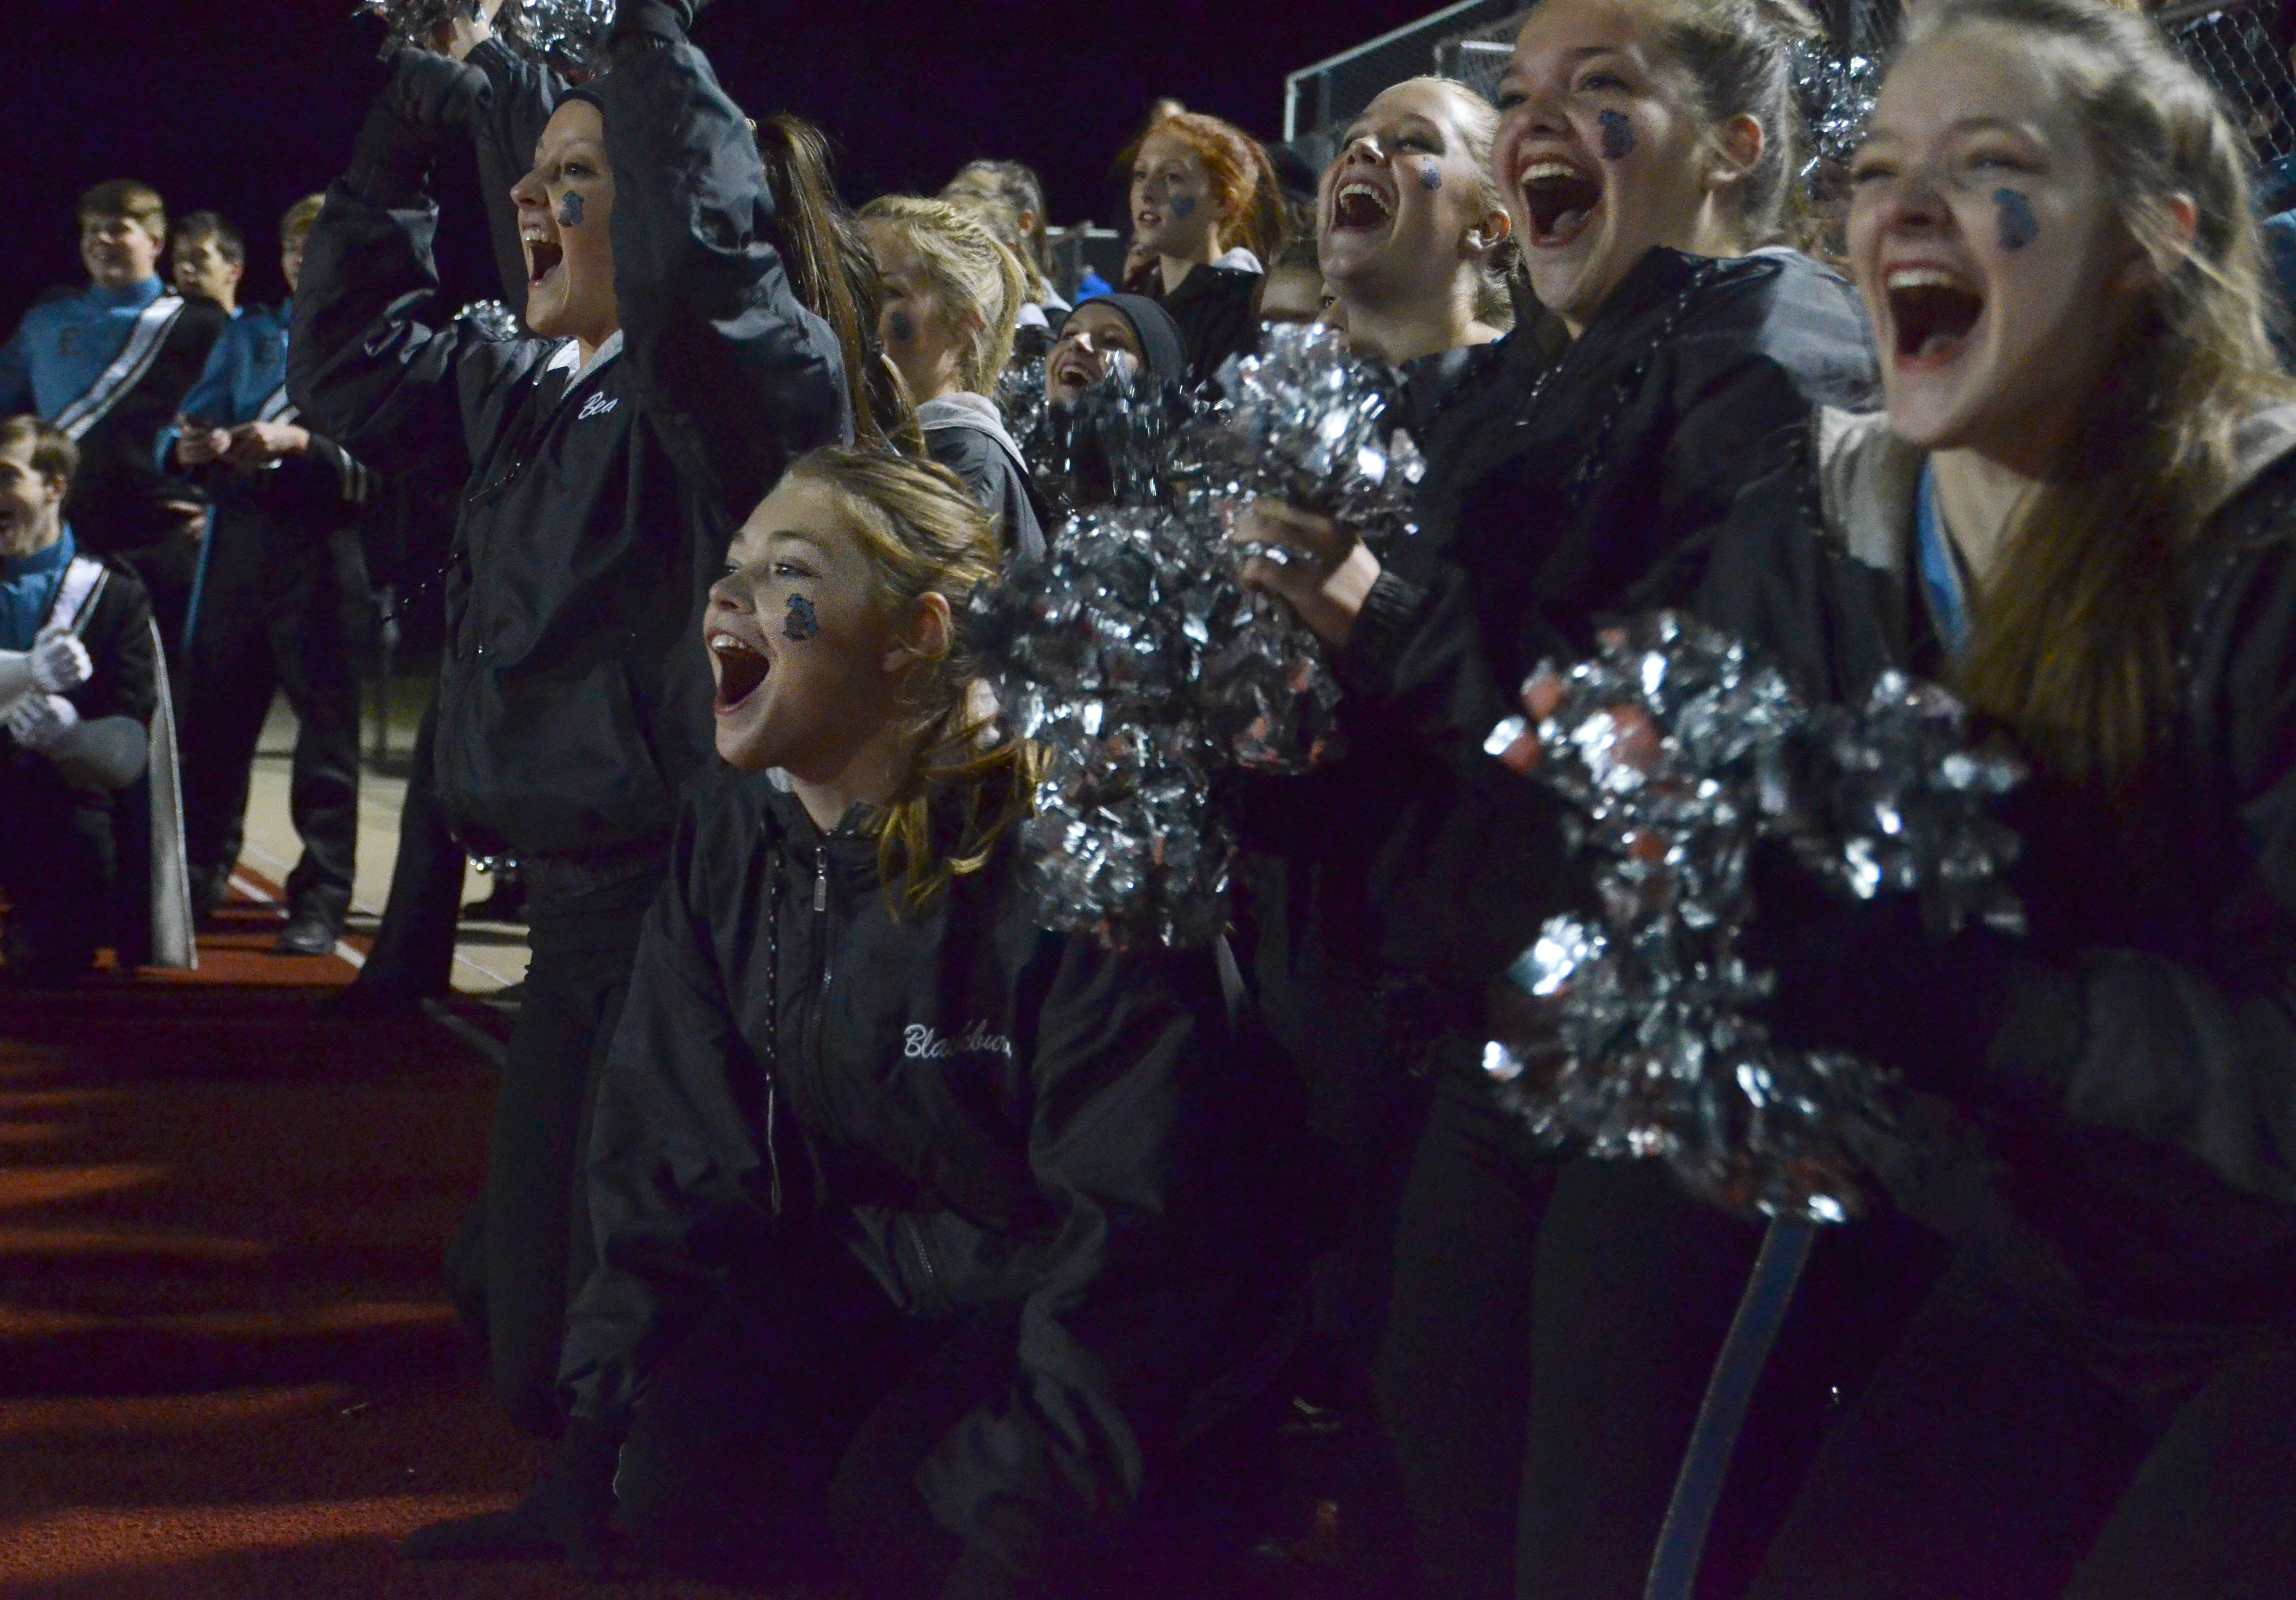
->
[29, 627, 92, 694]
[3, 692, 79, 753]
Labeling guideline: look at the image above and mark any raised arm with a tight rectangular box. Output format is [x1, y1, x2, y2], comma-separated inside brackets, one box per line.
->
[288, 49, 523, 473]
[465, 34, 564, 313]
[590, 4, 851, 519]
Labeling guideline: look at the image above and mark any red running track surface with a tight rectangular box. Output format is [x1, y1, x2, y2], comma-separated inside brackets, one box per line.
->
[0, 879, 761, 1599]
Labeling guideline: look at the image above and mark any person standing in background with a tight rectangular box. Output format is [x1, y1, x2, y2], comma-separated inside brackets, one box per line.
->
[0, 415, 159, 984]
[1121, 108, 1286, 381]
[0, 180, 227, 662]
[859, 195, 1047, 560]
[169, 195, 372, 955]
[941, 159, 1070, 356]
[171, 212, 246, 318]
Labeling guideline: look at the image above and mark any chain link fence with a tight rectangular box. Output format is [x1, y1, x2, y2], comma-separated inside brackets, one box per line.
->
[1284, 0, 1526, 169]
[1286, 0, 2296, 200]
[2161, 0, 2296, 182]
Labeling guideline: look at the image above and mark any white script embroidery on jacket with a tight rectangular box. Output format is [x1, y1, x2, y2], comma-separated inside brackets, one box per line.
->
[905, 1020, 1014, 1061]
[578, 391, 619, 420]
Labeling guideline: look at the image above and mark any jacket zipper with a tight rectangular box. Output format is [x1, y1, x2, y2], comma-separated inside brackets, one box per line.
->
[762, 866, 784, 1216]
[904, 1214, 941, 1306]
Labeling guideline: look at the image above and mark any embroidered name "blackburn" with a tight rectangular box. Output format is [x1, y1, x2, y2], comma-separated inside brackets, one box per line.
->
[904, 1020, 1014, 1061]
[578, 391, 619, 420]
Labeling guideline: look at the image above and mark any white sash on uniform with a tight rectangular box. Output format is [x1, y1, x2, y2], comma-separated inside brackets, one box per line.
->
[53, 292, 190, 442]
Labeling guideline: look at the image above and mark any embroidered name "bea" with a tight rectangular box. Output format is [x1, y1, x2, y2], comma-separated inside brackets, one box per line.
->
[578, 391, 619, 420]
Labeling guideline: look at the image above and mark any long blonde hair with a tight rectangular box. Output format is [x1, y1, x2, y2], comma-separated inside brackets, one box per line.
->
[859, 196, 1030, 398]
[1640, 0, 1828, 250]
[942, 159, 1053, 301]
[1903, 0, 2294, 792]
[1361, 77, 1517, 326]
[784, 447, 1036, 910]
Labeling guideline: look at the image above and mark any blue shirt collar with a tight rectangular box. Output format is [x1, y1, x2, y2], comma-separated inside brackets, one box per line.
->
[1, 525, 75, 580]
[86, 276, 165, 311]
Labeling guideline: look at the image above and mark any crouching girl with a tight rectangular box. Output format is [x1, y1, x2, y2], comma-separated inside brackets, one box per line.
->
[409, 448, 1288, 1599]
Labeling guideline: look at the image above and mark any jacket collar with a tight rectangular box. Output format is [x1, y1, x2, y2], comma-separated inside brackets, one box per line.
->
[545, 328, 624, 391]
[86, 276, 165, 312]
[1813, 400, 2296, 576]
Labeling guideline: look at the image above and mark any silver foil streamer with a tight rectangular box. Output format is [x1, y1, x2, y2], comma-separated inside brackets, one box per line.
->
[1480, 612, 2025, 1222]
[1791, 39, 1879, 176]
[979, 325, 1421, 946]
[456, 298, 523, 340]
[363, 0, 615, 75]
[995, 353, 1049, 475]
[1184, 322, 1426, 550]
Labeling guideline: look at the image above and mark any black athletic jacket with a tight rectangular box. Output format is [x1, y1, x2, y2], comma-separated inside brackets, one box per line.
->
[562, 771, 1286, 1573]
[1242, 248, 1875, 1100]
[1135, 256, 1262, 385]
[290, 37, 850, 859]
[1700, 408, 2296, 1345]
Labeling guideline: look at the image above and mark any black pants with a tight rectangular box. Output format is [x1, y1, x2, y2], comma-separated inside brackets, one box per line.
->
[482, 860, 661, 1437]
[1376, 1087, 1765, 1600]
[178, 511, 363, 918]
[1745, 1266, 2296, 1600]
[0, 764, 115, 981]
[614, 1224, 1014, 1597]
[119, 523, 202, 672]
[351, 696, 462, 1000]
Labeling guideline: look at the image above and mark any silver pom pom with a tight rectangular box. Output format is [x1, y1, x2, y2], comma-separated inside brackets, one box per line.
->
[1482, 612, 2026, 1223]
[455, 298, 524, 340]
[979, 325, 1422, 946]
[1790, 39, 1880, 179]
[362, 0, 615, 75]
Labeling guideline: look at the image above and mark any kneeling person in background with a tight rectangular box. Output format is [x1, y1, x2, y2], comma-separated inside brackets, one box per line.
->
[0, 416, 158, 983]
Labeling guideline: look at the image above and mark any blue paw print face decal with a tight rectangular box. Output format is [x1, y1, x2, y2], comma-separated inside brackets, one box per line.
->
[1993, 189, 2037, 252]
[1598, 110, 1635, 160]
[557, 191, 584, 228]
[783, 592, 820, 642]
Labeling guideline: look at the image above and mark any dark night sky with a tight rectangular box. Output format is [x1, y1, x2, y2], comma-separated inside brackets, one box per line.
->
[0, 0, 1412, 323]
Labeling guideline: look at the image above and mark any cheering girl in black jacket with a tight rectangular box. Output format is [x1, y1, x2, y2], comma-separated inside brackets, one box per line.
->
[407, 448, 1282, 1599]
[1689, 1, 2296, 1592]
[290, 0, 850, 1438]
[1238, 0, 1876, 1593]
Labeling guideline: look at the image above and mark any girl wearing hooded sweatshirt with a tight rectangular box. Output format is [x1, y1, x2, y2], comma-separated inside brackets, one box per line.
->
[1683, 1, 2296, 1591]
[405, 448, 1283, 1600]
[860, 196, 1048, 561]
[1123, 110, 1287, 383]
[1238, 0, 1879, 1593]
[1034, 293, 1189, 514]
[290, 0, 851, 1440]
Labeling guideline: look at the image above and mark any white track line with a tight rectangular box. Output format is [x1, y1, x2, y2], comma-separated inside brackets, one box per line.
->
[227, 865, 510, 1070]
[234, 837, 513, 989]
[225, 871, 366, 969]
